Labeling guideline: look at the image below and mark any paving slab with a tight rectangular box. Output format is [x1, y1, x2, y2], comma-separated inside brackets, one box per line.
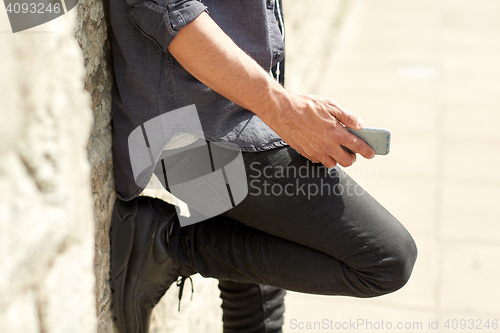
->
[283, 0, 500, 331]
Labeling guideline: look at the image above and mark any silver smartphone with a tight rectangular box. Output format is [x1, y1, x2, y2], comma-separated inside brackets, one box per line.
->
[342, 127, 391, 155]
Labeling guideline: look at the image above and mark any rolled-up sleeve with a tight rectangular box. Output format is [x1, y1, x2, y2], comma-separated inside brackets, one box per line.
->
[128, 0, 207, 51]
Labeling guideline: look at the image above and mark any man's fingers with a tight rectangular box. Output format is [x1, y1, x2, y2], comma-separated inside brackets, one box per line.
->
[320, 155, 337, 169]
[342, 134, 375, 159]
[293, 142, 321, 164]
[302, 152, 320, 164]
[321, 140, 357, 167]
[283, 95, 375, 166]
[328, 99, 363, 129]
[334, 149, 357, 167]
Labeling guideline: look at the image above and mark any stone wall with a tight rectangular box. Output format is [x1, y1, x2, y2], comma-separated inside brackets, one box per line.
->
[75, 1, 117, 332]
[0, 8, 97, 333]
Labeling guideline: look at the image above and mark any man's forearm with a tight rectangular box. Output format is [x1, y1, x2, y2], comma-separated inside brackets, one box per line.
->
[167, 12, 374, 167]
[167, 12, 289, 129]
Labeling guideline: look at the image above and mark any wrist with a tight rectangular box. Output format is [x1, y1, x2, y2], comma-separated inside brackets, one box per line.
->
[251, 78, 296, 129]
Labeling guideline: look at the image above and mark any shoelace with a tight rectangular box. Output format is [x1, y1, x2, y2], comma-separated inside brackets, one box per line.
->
[163, 212, 194, 311]
[176, 275, 194, 311]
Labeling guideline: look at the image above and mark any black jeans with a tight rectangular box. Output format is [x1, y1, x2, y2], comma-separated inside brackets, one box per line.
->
[165, 146, 418, 332]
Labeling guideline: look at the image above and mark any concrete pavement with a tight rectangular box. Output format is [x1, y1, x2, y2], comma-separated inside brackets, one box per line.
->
[283, 0, 500, 331]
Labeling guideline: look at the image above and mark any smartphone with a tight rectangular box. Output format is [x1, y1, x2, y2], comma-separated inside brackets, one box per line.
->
[342, 127, 391, 155]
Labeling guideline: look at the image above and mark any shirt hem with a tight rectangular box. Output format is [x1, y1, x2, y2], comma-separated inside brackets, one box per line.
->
[116, 139, 289, 201]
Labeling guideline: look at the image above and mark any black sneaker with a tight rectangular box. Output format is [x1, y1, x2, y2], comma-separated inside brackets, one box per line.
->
[110, 196, 195, 333]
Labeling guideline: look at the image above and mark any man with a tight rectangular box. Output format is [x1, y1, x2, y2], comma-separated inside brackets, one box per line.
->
[109, 0, 418, 332]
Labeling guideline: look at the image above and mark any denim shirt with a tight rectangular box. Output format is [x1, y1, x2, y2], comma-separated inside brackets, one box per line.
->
[110, 0, 288, 201]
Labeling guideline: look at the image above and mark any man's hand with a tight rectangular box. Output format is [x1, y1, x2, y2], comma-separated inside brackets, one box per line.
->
[263, 94, 375, 168]
[168, 12, 375, 168]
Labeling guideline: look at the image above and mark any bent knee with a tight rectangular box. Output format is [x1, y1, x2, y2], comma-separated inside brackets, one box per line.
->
[374, 233, 418, 296]
[382, 241, 418, 293]
[353, 233, 418, 298]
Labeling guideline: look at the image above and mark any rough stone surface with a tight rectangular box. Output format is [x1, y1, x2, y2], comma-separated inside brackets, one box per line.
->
[74, 0, 117, 332]
[0, 8, 96, 333]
